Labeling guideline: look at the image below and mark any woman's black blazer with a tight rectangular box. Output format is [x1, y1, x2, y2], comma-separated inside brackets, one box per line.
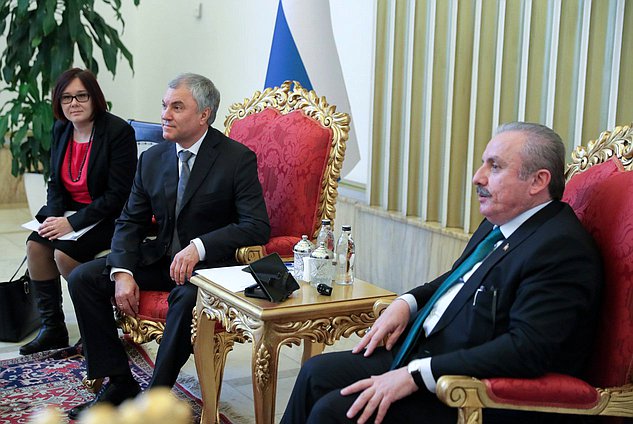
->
[36, 111, 137, 231]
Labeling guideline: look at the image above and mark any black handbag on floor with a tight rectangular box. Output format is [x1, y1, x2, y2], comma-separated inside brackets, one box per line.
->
[0, 257, 40, 342]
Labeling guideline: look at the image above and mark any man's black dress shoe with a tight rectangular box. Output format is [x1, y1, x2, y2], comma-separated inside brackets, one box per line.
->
[67, 380, 141, 419]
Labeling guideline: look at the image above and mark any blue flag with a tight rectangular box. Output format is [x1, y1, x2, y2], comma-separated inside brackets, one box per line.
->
[265, 1, 312, 90]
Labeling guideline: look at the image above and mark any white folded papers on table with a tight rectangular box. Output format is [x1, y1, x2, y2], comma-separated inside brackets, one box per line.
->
[194, 266, 257, 293]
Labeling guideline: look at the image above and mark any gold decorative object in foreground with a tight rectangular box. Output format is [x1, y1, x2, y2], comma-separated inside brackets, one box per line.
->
[28, 388, 190, 424]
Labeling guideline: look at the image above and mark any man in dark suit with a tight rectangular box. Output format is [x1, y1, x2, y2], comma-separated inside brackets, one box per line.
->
[282, 122, 603, 424]
[66, 73, 270, 418]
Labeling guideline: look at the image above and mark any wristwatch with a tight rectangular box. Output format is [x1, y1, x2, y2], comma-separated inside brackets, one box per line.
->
[407, 360, 425, 388]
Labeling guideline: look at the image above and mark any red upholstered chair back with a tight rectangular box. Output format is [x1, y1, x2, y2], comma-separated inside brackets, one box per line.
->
[561, 125, 633, 389]
[225, 81, 350, 259]
[230, 109, 330, 240]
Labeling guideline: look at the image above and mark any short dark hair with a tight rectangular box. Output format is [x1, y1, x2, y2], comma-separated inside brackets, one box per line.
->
[168, 73, 221, 125]
[495, 122, 566, 200]
[52, 68, 107, 122]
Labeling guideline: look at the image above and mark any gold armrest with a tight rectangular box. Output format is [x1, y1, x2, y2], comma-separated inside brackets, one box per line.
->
[436, 375, 633, 424]
[234, 245, 294, 264]
[436, 375, 488, 424]
[372, 298, 394, 317]
[235, 245, 266, 264]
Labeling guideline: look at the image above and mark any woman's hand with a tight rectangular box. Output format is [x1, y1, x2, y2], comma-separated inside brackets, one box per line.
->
[38, 217, 73, 240]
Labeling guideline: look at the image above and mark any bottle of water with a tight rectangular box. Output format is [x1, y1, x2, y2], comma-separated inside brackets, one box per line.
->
[292, 235, 314, 279]
[335, 225, 355, 285]
[316, 219, 334, 257]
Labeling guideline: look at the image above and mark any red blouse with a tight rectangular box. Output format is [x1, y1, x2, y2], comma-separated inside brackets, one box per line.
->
[61, 139, 93, 204]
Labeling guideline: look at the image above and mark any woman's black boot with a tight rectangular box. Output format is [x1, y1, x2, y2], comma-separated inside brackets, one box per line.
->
[19, 278, 69, 355]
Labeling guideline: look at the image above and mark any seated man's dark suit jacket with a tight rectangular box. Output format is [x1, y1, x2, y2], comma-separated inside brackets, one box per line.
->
[408, 200, 602, 383]
[107, 126, 270, 270]
[70, 126, 270, 386]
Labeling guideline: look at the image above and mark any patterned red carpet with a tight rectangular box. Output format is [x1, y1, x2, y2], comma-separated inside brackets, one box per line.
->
[0, 339, 231, 423]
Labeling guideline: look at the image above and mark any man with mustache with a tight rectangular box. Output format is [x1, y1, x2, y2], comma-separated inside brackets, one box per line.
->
[282, 122, 603, 424]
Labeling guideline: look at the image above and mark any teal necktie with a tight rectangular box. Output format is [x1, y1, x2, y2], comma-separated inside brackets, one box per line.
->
[390, 226, 504, 369]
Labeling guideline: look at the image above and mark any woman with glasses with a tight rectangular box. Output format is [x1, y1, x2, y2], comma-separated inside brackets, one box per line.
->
[21, 68, 137, 355]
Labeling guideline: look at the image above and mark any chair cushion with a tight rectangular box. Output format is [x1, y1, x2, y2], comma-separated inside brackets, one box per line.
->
[483, 373, 600, 409]
[136, 291, 224, 333]
[562, 157, 624, 221]
[229, 108, 332, 245]
[576, 169, 633, 387]
[265, 235, 302, 259]
[138, 291, 169, 322]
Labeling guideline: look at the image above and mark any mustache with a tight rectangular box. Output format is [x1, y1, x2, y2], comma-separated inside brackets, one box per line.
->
[476, 186, 491, 197]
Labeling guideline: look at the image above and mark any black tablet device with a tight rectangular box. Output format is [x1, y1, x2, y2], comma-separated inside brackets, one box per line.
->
[243, 253, 300, 302]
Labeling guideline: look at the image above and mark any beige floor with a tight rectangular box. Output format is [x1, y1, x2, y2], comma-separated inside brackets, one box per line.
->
[0, 203, 359, 424]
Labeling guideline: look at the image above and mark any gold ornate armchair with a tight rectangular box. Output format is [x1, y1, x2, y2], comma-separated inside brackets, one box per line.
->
[375, 124, 633, 423]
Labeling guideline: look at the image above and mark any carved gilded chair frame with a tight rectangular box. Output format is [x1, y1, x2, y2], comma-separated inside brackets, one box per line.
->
[565, 124, 633, 177]
[115, 308, 166, 344]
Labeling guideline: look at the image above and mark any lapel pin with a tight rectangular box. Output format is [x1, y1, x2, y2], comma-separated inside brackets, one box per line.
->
[503, 243, 509, 251]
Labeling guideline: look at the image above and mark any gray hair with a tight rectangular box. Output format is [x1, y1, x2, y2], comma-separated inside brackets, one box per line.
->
[168, 73, 221, 125]
[495, 122, 566, 200]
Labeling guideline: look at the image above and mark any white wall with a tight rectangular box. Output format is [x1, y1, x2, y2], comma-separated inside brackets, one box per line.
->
[94, 0, 374, 186]
[329, 2, 375, 185]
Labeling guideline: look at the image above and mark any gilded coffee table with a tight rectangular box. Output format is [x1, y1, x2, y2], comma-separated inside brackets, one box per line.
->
[190, 275, 396, 424]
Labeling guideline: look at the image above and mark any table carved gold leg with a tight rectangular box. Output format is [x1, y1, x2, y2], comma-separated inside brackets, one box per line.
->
[194, 290, 252, 423]
[212, 330, 244, 424]
[192, 304, 218, 424]
[251, 328, 281, 424]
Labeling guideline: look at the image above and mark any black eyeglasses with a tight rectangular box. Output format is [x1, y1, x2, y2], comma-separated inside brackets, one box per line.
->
[61, 93, 90, 104]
